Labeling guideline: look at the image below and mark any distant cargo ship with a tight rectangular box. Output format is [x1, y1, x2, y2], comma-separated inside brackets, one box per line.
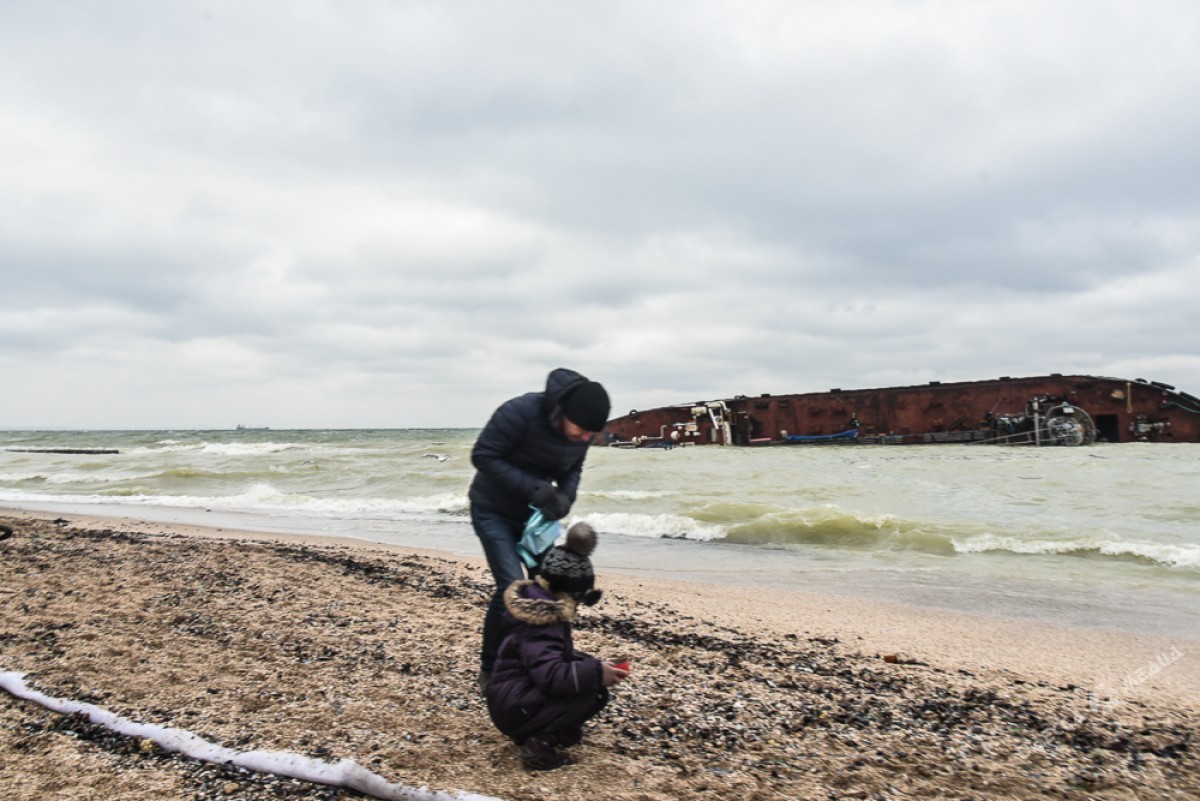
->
[601, 374, 1200, 447]
[235, 424, 270, 431]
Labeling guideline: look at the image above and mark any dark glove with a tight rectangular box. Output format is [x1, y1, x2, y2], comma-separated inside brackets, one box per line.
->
[531, 482, 571, 521]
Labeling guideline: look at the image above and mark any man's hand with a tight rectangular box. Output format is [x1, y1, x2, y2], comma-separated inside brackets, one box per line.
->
[531, 482, 571, 521]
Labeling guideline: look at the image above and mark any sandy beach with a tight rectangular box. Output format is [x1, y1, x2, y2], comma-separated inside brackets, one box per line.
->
[1, 509, 1197, 800]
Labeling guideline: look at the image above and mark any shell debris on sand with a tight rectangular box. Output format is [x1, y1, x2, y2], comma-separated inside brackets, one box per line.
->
[1, 513, 1198, 801]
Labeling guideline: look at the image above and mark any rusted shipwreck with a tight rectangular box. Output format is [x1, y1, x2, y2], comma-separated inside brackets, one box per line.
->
[602, 374, 1200, 447]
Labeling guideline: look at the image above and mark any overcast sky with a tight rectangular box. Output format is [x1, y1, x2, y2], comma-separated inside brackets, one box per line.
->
[3, 1, 1199, 429]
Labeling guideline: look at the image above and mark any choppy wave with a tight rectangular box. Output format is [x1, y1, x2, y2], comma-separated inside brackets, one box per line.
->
[600, 501, 958, 555]
[1, 470, 116, 485]
[953, 533, 1200, 570]
[0, 484, 470, 519]
[130, 441, 302, 457]
[584, 489, 670, 500]
[584, 505, 958, 554]
[586, 503, 1199, 572]
[582, 512, 726, 541]
[0, 466, 300, 486]
[5, 430, 1200, 592]
[0, 472, 50, 483]
[723, 510, 959, 555]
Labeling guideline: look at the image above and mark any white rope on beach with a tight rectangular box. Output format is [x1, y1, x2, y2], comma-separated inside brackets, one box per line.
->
[0, 671, 500, 801]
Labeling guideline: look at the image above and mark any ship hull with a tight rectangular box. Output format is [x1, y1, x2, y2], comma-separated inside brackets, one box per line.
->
[601, 375, 1200, 447]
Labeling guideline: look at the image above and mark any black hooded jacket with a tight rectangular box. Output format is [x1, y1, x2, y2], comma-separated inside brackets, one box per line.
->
[468, 368, 592, 522]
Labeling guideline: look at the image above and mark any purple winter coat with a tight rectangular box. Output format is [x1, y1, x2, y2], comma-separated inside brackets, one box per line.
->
[485, 577, 605, 741]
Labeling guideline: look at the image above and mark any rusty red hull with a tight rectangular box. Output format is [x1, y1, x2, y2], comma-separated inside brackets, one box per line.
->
[601, 375, 1200, 447]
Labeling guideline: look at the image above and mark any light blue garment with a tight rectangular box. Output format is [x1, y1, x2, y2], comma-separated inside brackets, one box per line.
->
[517, 505, 561, 567]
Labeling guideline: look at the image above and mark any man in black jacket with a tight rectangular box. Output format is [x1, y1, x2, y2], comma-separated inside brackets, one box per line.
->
[469, 367, 610, 691]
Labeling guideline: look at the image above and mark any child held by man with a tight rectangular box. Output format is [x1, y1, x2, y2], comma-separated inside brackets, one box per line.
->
[484, 522, 629, 769]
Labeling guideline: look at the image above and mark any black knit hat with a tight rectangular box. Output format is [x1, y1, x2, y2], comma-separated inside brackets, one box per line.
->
[561, 380, 610, 432]
[540, 547, 594, 595]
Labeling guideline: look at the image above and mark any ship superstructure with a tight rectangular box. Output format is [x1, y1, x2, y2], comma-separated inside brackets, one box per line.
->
[601, 375, 1200, 447]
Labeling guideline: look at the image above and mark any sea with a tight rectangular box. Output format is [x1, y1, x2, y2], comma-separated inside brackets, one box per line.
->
[2, 429, 1197, 641]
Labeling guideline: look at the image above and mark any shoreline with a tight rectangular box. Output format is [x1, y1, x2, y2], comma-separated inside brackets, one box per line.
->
[4, 505, 1197, 705]
[4, 505, 1197, 704]
[7, 499, 1199, 638]
[3, 508, 1198, 799]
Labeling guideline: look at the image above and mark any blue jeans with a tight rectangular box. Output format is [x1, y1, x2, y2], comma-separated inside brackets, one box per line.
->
[473, 508, 530, 673]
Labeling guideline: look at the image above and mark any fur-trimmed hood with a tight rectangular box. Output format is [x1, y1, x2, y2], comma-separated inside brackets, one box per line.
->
[502, 577, 578, 626]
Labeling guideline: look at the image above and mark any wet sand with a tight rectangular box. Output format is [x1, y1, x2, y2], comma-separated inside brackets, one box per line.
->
[1, 509, 1197, 800]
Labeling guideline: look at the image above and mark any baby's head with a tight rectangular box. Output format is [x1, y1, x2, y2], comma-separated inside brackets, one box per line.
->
[540, 522, 602, 605]
[562, 521, 596, 557]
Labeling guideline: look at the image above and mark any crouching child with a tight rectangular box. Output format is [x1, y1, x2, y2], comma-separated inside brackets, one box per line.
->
[485, 522, 629, 770]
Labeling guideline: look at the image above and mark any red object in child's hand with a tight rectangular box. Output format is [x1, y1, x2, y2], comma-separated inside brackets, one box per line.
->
[613, 660, 630, 673]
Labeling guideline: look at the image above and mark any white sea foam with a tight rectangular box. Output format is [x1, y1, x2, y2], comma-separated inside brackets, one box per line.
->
[953, 533, 1200, 570]
[0, 472, 50, 483]
[583, 489, 670, 500]
[0, 672, 498, 801]
[0, 467, 142, 485]
[1100, 541, 1200, 569]
[35, 471, 123, 485]
[581, 511, 727, 541]
[123, 441, 302, 457]
[0, 485, 472, 518]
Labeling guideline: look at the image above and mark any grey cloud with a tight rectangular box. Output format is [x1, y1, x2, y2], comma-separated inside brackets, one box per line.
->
[3, 1, 1200, 427]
